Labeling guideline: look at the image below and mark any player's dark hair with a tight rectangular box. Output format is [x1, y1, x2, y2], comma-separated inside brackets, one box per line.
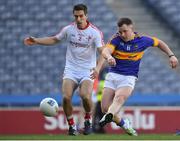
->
[73, 4, 88, 15]
[117, 18, 133, 27]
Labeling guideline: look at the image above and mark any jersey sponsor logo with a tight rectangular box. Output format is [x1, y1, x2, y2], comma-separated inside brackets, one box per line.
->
[70, 40, 90, 48]
[134, 44, 138, 49]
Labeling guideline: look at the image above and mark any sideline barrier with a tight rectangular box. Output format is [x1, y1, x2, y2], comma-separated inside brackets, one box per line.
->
[0, 106, 180, 134]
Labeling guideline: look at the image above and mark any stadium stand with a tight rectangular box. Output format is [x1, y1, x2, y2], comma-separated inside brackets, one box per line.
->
[0, 0, 116, 105]
[0, 0, 180, 106]
[145, 0, 180, 36]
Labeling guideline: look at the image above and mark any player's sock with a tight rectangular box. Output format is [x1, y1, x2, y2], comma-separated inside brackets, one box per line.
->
[67, 116, 79, 135]
[117, 118, 125, 127]
[67, 116, 75, 127]
[83, 112, 92, 135]
[84, 112, 91, 121]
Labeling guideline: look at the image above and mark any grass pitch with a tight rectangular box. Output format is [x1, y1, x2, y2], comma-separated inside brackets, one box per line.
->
[0, 134, 180, 140]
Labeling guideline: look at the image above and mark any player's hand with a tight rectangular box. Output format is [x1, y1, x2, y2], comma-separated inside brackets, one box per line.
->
[24, 36, 37, 46]
[169, 55, 179, 69]
[107, 56, 116, 66]
[90, 67, 99, 80]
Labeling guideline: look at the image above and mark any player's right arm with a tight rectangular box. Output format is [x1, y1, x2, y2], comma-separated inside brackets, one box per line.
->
[24, 36, 59, 46]
[24, 25, 69, 46]
[102, 45, 116, 66]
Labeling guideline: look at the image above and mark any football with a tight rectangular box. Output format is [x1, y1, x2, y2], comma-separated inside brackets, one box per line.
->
[39, 97, 59, 117]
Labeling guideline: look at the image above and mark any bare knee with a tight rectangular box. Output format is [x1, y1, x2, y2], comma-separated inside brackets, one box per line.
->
[81, 96, 89, 101]
[114, 94, 128, 103]
[80, 95, 92, 108]
[80, 90, 91, 102]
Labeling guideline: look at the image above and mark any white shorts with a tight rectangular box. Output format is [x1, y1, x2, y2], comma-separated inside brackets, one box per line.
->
[104, 72, 137, 90]
[63, 67, 93, 84]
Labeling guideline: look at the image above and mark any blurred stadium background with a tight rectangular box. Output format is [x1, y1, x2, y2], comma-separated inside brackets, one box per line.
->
[0, 0, 180, 136]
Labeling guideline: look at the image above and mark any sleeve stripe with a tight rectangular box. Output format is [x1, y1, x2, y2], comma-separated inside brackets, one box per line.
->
[106, 44, 115, 51]
[152, 37, 159, 47]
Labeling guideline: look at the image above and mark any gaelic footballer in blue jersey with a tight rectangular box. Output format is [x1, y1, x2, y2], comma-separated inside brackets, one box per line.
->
[99, 17, 178, 136]
[106, 33, 159, 77]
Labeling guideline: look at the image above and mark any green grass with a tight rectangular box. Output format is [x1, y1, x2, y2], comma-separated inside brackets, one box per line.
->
[0, 134, 180, 140]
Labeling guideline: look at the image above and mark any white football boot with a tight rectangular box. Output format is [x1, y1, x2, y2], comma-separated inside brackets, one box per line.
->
[121, 118, 138, 136]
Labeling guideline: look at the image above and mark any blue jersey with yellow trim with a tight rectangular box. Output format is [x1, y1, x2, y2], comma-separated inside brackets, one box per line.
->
[106, 33, 159, 77]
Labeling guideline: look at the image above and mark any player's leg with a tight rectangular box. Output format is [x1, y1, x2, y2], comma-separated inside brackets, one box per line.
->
[79, 80, 93, 113]
[100, 87, 137, 136]
[99, 87, 114, 127]
[101, 87, 114, 113]
[99, 86, 130, 127]
[108, 86, 132, 116]
[110, 87, 137, 136]
[79, 79, 93, 135]
[99, 73, 138, 136]
[110, 75, 138, 136]
[62, 78, 78, 135]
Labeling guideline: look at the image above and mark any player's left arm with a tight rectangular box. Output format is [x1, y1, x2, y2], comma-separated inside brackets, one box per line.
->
[157, 39, 179, 69]
[96, 46, 106, 71]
